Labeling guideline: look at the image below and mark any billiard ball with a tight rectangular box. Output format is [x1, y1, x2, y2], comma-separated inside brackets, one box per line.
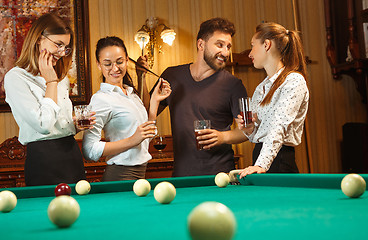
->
[75, 180, 91, 195]
[341, 174, 366, 198]
[0, 190, 17, 213]
[48, 195, 80, 228]
[215, 172, 230, 188]
[55, 183, 72, 197]
[133, 179, 151, 197]
[188, 201, 236, 240]
[154, 181, 176, 204]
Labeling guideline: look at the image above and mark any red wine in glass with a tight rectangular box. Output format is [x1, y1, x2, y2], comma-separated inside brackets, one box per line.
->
[239, 97, 252, 125]
[153, 135, 166, 158]
[154, 143, 167, 151]
[240, 111, 253, 125]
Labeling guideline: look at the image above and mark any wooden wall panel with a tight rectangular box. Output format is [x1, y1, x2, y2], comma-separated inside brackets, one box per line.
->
[0, 114, 18, 142]
[0, 0, 366, 174]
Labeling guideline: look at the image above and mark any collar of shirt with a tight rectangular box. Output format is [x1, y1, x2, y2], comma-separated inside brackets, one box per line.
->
[100, 83, 134, 96]
[262, 67, 285, 95]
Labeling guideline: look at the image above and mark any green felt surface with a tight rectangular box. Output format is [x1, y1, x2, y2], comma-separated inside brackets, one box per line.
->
[1, 174, 368, 240]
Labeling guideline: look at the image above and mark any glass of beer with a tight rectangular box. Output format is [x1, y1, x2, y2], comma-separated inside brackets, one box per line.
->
[239, 97, 252, 126]
[194, 120, 211, 150]
[74, 105, 92, 130]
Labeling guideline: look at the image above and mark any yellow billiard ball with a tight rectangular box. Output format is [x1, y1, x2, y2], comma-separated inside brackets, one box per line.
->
[154, 181, 176, 204]
[341, 174, 366, 198]
[0, 190, 17, 213]
[75, 180, 91, 195]
[133, 179, 151, 197]
[48, 196, 80, 228]
[215, 172, 230, 188]
[188, 201, 236, 240]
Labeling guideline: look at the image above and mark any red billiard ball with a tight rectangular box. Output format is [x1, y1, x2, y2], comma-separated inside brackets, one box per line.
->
[55, 183, 72, 197]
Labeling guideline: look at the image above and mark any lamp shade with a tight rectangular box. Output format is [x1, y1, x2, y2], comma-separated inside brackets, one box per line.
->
[161, 28, 176, 46]
[134, 30, 150, 49]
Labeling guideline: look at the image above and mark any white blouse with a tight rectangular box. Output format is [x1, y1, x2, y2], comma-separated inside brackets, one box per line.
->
[247, 68, 309, 171]
[4, 67, 76, 145]
[82, 83, 151, 166]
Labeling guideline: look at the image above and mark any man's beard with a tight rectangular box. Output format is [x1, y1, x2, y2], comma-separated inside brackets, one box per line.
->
[203, 48, 228, 71]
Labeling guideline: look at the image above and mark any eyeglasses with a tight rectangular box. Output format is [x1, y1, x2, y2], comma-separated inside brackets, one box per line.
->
[42, 34, 72, 56]
[101, 59, 127, 70]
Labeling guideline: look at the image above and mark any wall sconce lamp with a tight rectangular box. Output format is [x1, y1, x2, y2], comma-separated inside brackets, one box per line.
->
[134, 17, 176, 68]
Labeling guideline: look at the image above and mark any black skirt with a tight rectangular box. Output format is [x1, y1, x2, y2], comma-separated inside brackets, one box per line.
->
[253, 143, 299, 173]
[25, 135, 86, 186]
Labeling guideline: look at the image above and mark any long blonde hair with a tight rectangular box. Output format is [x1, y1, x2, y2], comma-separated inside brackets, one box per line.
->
[16, 13, 74, 80]
[255, 22, 307, 106]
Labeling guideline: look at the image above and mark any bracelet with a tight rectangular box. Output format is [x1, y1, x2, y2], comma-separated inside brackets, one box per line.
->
[46, 79, 59, 84]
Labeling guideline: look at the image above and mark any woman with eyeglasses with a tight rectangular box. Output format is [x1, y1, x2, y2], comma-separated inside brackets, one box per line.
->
[4, 13, 91, 186]
[82, 36, 171, 181]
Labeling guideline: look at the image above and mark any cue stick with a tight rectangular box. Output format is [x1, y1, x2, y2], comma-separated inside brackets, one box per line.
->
[291, 0, 314, 172]
[129, 57, 160, 78]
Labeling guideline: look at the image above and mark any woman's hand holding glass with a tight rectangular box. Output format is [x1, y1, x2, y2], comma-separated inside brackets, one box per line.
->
[236, 112, 258, 136]
[130, 121, 157, 145]
[73, 111, 96, 133]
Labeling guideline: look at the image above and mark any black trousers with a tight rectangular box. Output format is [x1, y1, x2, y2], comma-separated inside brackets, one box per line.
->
[253, 143, 299, 173]
[25, 135, 86, 186]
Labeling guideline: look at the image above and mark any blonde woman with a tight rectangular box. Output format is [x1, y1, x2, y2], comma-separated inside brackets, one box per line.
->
[4, 13, 90, 186]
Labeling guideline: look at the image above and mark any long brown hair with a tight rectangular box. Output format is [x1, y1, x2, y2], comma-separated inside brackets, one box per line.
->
[254, 22, 307, 106]
[16, 13, 74, 80]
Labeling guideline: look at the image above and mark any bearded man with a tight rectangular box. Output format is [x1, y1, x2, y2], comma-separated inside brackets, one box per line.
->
[154, 18, 248, 177]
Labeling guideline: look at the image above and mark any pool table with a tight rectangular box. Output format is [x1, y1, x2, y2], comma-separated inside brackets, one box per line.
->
[1, 174, 367, 240]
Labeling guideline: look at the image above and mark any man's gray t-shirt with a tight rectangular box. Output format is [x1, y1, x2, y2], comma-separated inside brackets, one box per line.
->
[160, 64, 248, 177]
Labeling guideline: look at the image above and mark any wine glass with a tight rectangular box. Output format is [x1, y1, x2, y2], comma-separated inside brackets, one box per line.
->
[153, 135, 167, 158]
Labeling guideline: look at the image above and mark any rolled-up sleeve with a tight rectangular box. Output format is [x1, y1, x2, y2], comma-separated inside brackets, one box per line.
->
[82, 95, 111, 161]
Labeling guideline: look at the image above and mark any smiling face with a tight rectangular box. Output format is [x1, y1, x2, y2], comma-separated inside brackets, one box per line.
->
[201, 31, 232, 71]
[39, 34, 71, 66]
[96, 46, 128, 86]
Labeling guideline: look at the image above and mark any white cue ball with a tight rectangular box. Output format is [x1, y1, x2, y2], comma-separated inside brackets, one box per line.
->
[154, 181, 176, 204]
[0, 190, 17, 213]
[75, 180, 91, 195]
[215, 172, 230, 188]
[341, 174, 366, 198]
[188, 201, 236, 240]
[48, 195, 80, 228]
[133, 179, 151, 197]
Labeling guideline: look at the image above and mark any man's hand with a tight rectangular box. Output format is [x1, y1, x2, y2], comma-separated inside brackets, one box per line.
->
[135, 55, 149, 76]
[196, 129, 224, 149]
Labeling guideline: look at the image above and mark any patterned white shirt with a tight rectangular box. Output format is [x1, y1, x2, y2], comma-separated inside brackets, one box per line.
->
[82, 83, 151, 166]
[247, 68, 309, 171]
[4, 67, 76, 145]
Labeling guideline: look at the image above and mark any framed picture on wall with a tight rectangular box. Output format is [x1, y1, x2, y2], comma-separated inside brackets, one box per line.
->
[0, 0, 91, 112]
